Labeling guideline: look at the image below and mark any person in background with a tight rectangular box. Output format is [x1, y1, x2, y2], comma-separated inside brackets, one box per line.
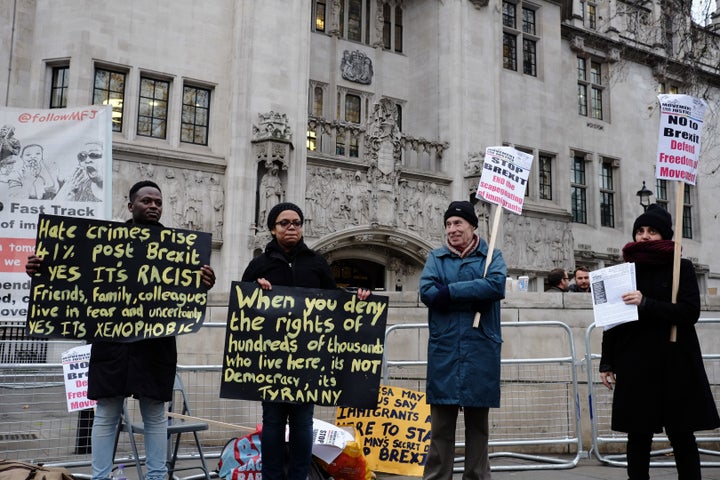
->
[242, 201, 370, 480]
[568, 266, 591, 292]
[420, 200, 507, 480]
[25, 180, 216, 480]
[545, 268, 569, 292]
[599, 204, 719, 480]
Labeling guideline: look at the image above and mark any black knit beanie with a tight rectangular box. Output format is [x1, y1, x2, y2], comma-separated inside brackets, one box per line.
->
[632, 203, 673, 240]
[443, 201, 478, 228]
[267, 202, 304, 230]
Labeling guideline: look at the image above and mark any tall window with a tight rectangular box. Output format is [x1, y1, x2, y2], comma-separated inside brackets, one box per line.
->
[313, 1, 326, 32]
[181, 85, 211, 146]
[682, 185, 693, 239]
[93, 68, 126, 132]
[599, 160, 615, 227]
[502, 1, 538, 76]
[655, 179, 669, 210]
[538, 154, 553, 200]
[503, 33, 517, 71]
[382, 4, 403, 52]
[137, 77, 169, 139]
[335, 89, 365, 158]
[586, 2, 597, 29]
[577, 57, 604, 120]
[345, 94, 361, 124]
[340, 0, 371, 44]
[571, 154, 587, 224]
[312, 86, 324, 117]
[50, 66, 69, 109]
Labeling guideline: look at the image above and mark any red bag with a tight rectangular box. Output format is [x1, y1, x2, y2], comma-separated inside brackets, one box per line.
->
[217, 427, 262, 480]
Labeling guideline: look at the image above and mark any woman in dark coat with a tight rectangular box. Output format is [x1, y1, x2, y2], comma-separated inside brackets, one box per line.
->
[599, 204, 719, 480]
[242, 202, 369, 480]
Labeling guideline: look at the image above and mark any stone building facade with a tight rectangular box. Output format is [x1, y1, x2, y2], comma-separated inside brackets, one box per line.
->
[1, 0, 720, 294]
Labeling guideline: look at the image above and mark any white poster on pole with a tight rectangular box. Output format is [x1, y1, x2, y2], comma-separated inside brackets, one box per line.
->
[0, 105, 112, 322]
[656, 94, 705, 185]
[476, 146, 533, 214]
[62, 344, 96, 412]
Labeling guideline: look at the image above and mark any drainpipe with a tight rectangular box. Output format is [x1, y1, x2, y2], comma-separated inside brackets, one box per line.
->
[4, 0, 18, 106]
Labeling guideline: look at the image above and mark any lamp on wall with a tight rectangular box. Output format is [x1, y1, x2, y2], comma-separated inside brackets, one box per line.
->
[636, 181, 653, 211]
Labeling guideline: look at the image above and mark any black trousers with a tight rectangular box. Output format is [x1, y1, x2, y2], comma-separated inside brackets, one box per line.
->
[627, 429, 701, 480]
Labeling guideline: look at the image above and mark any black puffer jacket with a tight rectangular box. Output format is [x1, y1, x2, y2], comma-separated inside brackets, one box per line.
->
[600, 249, 720, 433]
[242, 238, 336, 290]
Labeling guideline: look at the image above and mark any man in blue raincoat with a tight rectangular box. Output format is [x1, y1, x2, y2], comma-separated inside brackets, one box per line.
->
[419, 200, 507, 480]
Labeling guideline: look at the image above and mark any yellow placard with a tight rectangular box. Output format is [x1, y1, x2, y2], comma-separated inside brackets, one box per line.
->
[335, 385, 430, 476]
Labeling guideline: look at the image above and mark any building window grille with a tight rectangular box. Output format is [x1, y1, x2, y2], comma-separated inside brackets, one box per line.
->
[137, 77, 169, 139]
[181, 85, 210, 146]
[93, 68, 126, 132]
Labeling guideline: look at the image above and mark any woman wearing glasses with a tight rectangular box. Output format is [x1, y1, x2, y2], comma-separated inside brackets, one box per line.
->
[242, 202, 370, 480]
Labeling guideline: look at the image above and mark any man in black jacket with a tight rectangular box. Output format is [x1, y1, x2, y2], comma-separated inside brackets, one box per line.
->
[545, 268, 569, 292]
[25, 180, 216, 480]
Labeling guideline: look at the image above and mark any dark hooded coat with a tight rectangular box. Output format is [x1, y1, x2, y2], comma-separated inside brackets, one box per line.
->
[600, 243, 719, 433]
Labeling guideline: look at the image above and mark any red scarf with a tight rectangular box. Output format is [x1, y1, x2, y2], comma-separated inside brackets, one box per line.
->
[622, 239, 675, 264]
[447, 234, 479, 259]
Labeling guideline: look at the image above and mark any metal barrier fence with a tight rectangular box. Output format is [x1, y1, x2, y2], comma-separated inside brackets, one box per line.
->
[585, 318, 720, 467]
[382, 321, 583, 472]
[0, 321, 49, 363]
[0, 323, 339, 473]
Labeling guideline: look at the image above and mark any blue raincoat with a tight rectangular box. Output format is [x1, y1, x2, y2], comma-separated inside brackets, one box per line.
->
[419, 238, 507, 407]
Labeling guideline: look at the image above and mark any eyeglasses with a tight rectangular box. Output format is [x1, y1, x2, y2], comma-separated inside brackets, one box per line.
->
[78, 151, 102, 161]
[275, 219, 303, 228]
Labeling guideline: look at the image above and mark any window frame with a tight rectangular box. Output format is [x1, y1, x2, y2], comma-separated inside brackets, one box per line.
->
[538, 153, 553, 200]
[93, 66, 127, 133]
[339, 0, 372, 44]
[180, 84, 211, 146]
[599, 159, 616, 228]
[137, 76, 171, 140]
[502, 1, 539, 77]
[577, 57, 605, 120]
[571, 153, 588, 224]
[313, 0, 327, 33]
[50, 66, 69, 109]
[682, 185, 694, 239]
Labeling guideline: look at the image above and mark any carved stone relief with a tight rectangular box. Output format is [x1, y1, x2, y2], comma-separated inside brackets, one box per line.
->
[111, 162, 225, 243]
[256, 162, 285, 228]
[341, 50, 373, 85]
[252, 111, 293, 143]
[502, 215, 573, 271]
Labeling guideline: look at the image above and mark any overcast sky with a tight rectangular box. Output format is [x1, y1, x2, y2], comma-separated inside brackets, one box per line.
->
[693, 0, 717, 24]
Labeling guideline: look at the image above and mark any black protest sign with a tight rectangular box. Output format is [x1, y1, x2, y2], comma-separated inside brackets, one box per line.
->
[26, 214, 211, 342]
[220, 282, 388, 408]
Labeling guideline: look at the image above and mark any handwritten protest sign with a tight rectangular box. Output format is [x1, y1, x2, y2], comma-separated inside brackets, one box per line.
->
[62, 344, 96, 412]
[335, 385, 430, 476]
[656, 94, 706, 185]
[219, 282, 388, 408]
[476, 146, 533, 215]
[26, 214, 212, 341]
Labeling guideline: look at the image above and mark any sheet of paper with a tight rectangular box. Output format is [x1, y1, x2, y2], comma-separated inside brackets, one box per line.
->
[310, 418, 355, 463]
[589, 263, 639, 329]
